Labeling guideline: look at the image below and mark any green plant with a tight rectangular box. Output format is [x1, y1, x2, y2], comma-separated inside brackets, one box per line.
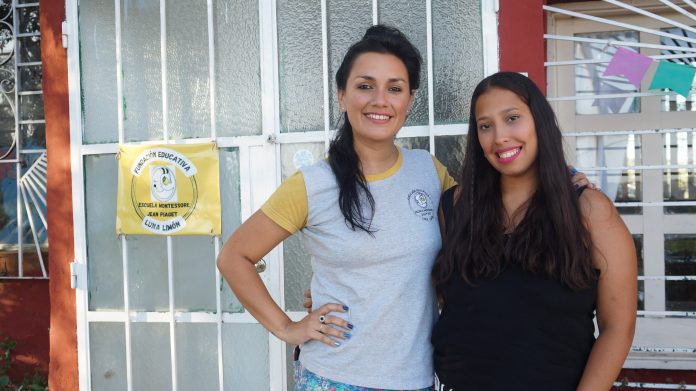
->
[0, 337, 48, 391]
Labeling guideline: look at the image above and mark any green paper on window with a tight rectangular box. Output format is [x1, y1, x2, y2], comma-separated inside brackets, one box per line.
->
[649, 61, 696, 98]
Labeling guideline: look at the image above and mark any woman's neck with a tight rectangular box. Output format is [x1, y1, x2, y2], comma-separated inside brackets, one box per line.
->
[500, 171, 538, 229]
[354, 140, 399, 176]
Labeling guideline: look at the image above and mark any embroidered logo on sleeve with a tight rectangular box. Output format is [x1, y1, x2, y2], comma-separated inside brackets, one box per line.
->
[408, 189, 434, 221]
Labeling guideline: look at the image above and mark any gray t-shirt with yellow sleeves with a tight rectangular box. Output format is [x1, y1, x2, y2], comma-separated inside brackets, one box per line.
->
[261, 148, 454, 389]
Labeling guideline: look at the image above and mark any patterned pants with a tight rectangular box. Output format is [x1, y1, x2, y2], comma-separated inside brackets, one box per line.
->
[294, 360, 434, 391]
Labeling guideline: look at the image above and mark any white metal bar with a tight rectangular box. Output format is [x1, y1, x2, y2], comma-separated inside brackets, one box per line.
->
[65, 0, 91, 386]
[602, 0, 696, 37]
[320, 0, 330, 152]
[160, 0, 168, 142]
[426, 0, 435, 155]
[16, 32, 40, 38]
[544, 5, 696, 46]
[631, 347, 696, 354]
[18, 91, 43, 96]
[613, 201, 696, 207]
[258, 0, 282, 387]
[545, 33, 696, 53]
[78, 136, 268, 155]
[86, 310, 262, 324]
[214, 237, 224, 391]
[15, 3, 39, 8]
[638, 310, 696, 317]
[372, 0, 378, 25]
[549, 91, 682, 101]
[17, 61, 43, 66]
[684, 0, 696, 12]
[20, 148, 47, 154]
[258, 0, 277, 140]
[0, 276, 48, 280]
[166, 236, 178, 391]
[482, 0, 500, 76]
[577, 164, 696, 171]
[23, 172, 46, 198]
[639, 276, 696, 281]
[613, 382, 696, 390]
[122, 236, 134, 391]
[16, 164, 23, 277]
[207, 0, 216, 140]
[660, 0, 696, 23]
[27, 169, 47, 188]
[13, 2, 22, 278]
[19, 187, 46, 277]
[32, 163, 48, 177]
[566, 128, 695, 136]
[18, 119, 46, 124]
[21, 180, 47, 228]
[115, 0, 124, 144]
[546, 52, 696, 66]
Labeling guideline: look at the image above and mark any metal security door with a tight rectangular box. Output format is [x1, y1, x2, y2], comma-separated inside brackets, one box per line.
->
[66, 0, 282, 389]
[65, 0, 496, 390]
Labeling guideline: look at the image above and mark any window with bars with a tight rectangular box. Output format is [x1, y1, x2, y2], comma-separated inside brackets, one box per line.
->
[547, 0, 696, 376]
[0, 0, 46, 279]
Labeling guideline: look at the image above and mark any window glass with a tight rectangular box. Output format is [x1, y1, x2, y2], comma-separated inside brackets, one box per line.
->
[277, 1, 323, 133]
[634, 235, 644, 311]
[663, 130, 696, 214]
[280, 143, 324, 311]
[665, 234, 696, 311]
[433, 0, 483, 124]
[575, 134, 642, 214]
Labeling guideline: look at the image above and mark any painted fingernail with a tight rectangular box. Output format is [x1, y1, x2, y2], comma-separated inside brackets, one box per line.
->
[334, 341, 341, 347]
[570, 168, 578, 174]
[342, 305, 349, 311]
[347, 323, 354, 329]
[344, 333, 351, 339]
[574, 183, 579, 188]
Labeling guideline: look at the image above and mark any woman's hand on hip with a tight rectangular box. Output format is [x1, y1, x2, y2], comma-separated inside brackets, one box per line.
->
[277, 303, 353, 347]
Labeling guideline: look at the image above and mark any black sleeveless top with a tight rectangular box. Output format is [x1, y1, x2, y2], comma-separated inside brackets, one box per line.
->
[432, 186, 596, 391]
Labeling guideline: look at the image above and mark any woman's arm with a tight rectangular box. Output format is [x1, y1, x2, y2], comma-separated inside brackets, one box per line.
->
[576, 190, 637, 391]
[216, 210, 350, 347]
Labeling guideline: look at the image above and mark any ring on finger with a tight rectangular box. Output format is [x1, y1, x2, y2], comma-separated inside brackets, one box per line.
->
[318, 315, 326, 324]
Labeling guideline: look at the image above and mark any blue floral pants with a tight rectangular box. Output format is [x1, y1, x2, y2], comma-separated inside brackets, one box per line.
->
[294, 360, 434, 391]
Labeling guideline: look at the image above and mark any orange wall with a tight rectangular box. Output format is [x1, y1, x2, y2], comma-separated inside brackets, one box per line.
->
[40, 0, 78, 389]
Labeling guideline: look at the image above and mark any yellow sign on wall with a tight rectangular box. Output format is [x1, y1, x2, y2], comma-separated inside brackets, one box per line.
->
[116, 143, 221, 236]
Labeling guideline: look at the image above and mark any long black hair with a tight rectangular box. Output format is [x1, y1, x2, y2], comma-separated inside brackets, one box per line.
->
[329, 25, 422, 233]
[433, 72, 597, 291]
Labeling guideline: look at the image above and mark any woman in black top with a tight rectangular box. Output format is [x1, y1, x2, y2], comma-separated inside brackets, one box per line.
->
[432, 72, 636, 391]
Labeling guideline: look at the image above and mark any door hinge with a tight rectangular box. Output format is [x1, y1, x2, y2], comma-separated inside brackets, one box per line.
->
[61, 21, 68, 49]
[70, 261, 85, 289]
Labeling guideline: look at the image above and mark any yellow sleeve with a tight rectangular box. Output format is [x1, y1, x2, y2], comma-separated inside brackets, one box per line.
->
[260, 171, 308, 234]
[431, 155, 458, 193]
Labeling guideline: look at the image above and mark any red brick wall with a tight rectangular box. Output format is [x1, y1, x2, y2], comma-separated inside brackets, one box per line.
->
[498, 0, 547, 93]
[0, 280, 49, 381]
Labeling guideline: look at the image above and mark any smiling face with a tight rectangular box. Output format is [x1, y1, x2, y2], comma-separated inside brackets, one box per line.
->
[337, 52, 415, 146]
[475, 87, 538, 179]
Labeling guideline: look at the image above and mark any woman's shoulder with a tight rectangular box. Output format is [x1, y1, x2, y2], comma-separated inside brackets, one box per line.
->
[578, 188, 620, 226]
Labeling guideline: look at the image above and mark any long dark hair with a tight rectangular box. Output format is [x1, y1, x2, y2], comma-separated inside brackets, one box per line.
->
[329, 25, 422, 233]
[433, 72, 597, 291]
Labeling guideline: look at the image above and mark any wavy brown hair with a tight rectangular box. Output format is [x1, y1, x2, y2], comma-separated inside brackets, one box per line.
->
[433, 72, 597, 292]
